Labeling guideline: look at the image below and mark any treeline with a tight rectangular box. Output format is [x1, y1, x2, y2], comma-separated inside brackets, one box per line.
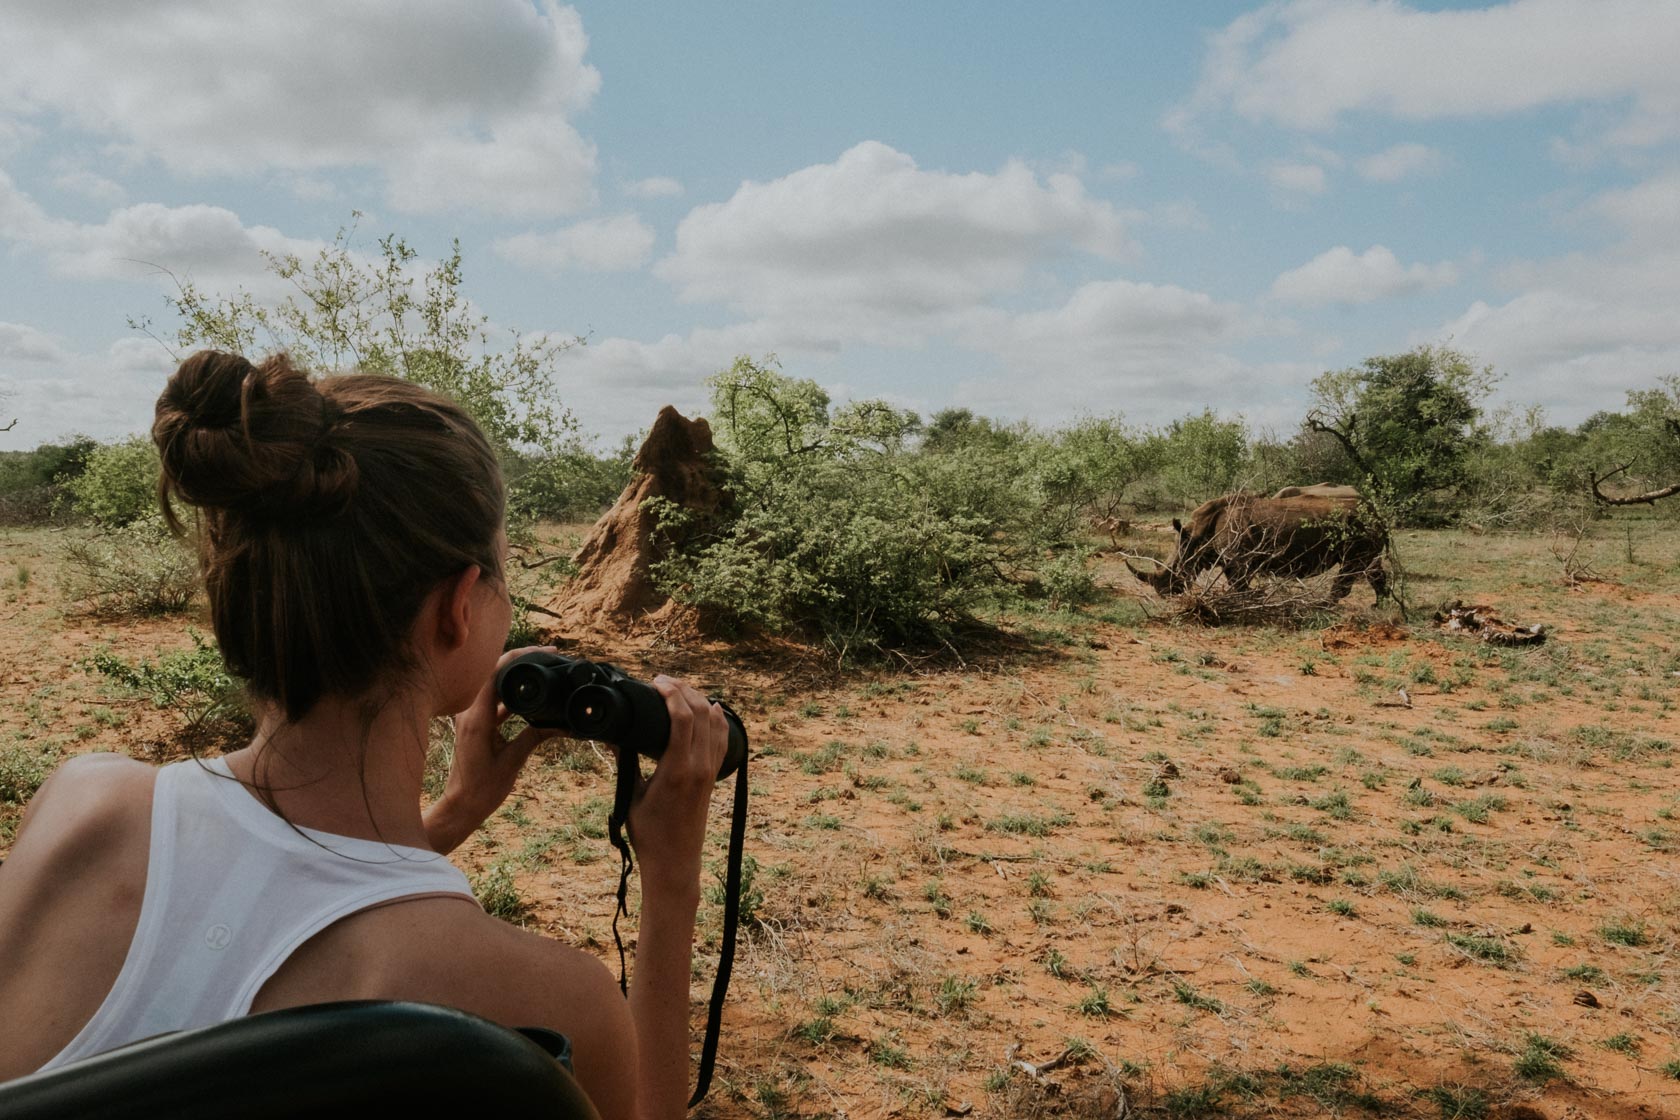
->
[5, 222, 1676, 655]
[9, 349, 1677, 533]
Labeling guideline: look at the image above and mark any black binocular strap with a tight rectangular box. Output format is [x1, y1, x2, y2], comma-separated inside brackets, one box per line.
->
[605, 706, 748, 1108]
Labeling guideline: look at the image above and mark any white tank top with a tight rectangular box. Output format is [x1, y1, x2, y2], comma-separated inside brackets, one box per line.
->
[38, 756, 477, 1071]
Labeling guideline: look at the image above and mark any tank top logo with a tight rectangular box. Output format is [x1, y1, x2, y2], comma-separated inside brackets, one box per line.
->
[204, 924, 232, 951]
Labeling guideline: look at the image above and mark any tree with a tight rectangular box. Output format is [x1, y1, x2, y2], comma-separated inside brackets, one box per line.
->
[133, 217, 588, 520]
[1586, 375, 1680, 506]
[1307, 345, 1498, 519]
[1148, 410, 1251, 508]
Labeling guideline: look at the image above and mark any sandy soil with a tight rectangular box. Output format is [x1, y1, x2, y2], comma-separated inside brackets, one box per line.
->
[3, 521, 1679, 1118]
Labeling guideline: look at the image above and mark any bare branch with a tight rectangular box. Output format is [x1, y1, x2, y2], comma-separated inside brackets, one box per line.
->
[1, 418, 15, 433]
[1305, 409, 1374, 480]
[1590, 462, 1680, 506]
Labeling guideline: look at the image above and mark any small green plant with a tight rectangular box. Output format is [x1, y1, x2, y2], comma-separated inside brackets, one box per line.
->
[1412, 908, 1447, 928]
[1423, 1085, 1489, 1120]
[1513, 1033, 1569, 1082]
[1599, 920, 1649, 947]
[1326, 898, 1356, 917]
[923, 880, 953, 918]
[1042, 948, 1072, 979]
[1074, 985, 1112, 1017]
[471, 860, 531, 925]
[1172, 980, 1223, 1013]
[87, 630, 247, 742]
[1446, 932, 1516, 966]
[1561, 963, 1605, 983]
[935, 975, 979, 1015]
[0, 742, 60, 804]
[1601, 1033, 1640, 1055]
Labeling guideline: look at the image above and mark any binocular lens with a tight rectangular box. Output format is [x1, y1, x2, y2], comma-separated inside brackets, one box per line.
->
[567, 684, 626, 739]
[501, 665, 547, 712]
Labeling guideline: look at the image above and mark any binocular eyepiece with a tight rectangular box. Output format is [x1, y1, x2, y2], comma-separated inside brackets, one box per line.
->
[495, 651, 746, 779]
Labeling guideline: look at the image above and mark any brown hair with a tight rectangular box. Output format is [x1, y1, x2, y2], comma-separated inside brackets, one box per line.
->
[153, 350, 504, 723]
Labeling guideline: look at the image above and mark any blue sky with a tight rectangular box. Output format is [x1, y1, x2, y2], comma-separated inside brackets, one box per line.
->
[2, 0, 1678, 451]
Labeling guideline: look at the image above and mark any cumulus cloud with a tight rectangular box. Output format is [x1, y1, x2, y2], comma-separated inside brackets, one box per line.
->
[0, 170, 328, 289]
[1434, 170, 1680, 420]
[624, 176, 684, 200]
[0, 333, 177, 449]
[494, 214, 656, 273]
[1266, 162, 1327, 195]
[1170, 0, 1680, 147]
[1271, 245, 1458, 306]
[0, 321, 69, 363]
[1356, 142, 1444, 182]
[950, 279, 1283, 422]
[0, 0, 601, 217]
[654, 141, 1136, 344]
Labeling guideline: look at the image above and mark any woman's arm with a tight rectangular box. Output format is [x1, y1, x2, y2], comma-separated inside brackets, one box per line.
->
[624, 677, 730, 1120]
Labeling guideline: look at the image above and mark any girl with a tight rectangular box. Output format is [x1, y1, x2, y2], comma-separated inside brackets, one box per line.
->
[0, 351, 727, 1119]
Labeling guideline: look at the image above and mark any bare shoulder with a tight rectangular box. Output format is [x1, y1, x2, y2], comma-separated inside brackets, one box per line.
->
[11, 752, 155, 855]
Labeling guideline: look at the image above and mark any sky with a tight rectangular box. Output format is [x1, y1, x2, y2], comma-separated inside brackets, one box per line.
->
[2, 0, 1678, 452]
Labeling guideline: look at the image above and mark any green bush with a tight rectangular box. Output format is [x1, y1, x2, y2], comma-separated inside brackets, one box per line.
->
[0, 437, 97, 525]
[650, 358, 1075, 656]
[87, 630, 244, 736]
[59, 515, 198, 616]
[0, 742, 60, 804]
[61, 437, 162, 526]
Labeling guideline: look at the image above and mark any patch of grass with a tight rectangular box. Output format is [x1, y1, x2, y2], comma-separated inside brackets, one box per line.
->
[1423, 1085, 1489, 1120]
[935, 975, 979, 1016]
[1450, 795, 1507, 824]
[1172, 980, 1223, 1013]
[1561, 963, 1605, 983]
[1446, 932, 1517, 966]
[1599, 920, 1649, 947]
[471, 860, 532, 925]
[1326, 898, 1356, 917]
[1412, 907, 1447, 927]
[964, 911, 992, 935]
[1074, 985, 1113, 1017]
[1601, 1032, 1640, 1055]
[986, 811, 1071, 836]
[1310, 789, 1353, 819]
[1274, 764, 1328, 782]
[1513, 1033, 1570, 1083]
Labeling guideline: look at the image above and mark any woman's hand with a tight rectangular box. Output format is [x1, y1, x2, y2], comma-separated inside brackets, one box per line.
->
[626, 676, 731, 902]
[424, 645, 559, 854]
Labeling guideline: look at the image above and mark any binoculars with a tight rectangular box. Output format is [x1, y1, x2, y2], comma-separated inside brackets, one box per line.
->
[495, 651, 747, 779]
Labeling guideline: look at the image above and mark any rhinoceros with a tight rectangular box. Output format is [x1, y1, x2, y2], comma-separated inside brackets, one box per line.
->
[1127, 492, 1389, 601]
[1271, 482, 1361, 501]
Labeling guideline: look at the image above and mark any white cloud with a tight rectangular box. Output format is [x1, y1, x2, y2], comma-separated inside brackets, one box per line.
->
[1171, 0, 1680, 147]
[50, 169, 127, 206]
[494, 214, 656, 273]
[0, 321, 69, 363]
[1434, 170, 1680, 420]
[655, 141, 1137, 344]
[0, 334, 177, 449]
[624, 176, 684, 200]
[1272, 245, 1458, 306]
[1266, 162, 1326, 195]
[951, 279, 1282, 422]
[1356, 142, 1444, 182]
[0, 170, 329, 289]
[0, 0, 601, 217]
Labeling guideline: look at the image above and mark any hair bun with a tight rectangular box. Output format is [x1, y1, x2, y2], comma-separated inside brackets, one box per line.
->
[154, 350, 358, 523]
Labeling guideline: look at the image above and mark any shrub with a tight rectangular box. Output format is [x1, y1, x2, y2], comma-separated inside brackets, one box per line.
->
[59, 515, 198, 616]
[60, 437, 161, 526]
[0, 742, 60, 804]
[87, 631, 246, 739]
[651, 358, 1080, 655]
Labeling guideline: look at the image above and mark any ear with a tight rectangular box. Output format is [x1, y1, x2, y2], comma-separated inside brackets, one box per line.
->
[433, 565, 483, 652]
[1172, 518, 1183, 533]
